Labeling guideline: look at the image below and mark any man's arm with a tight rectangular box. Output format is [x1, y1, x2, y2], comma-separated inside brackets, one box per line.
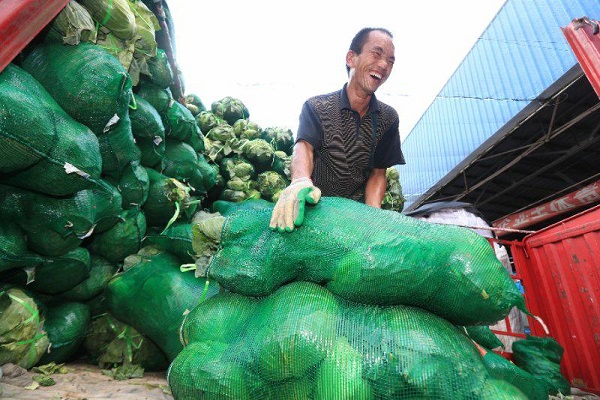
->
[290, 140, 314, 180]
[364, 168, 387, 208]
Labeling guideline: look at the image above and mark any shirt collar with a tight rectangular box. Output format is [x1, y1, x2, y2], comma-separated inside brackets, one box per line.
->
[340, 83, 380, 114]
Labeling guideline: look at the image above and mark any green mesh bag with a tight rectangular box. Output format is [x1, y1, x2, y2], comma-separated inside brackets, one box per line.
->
[22, 43, 133, 136]
[207, 197, 526, 326]
[142, 168, 192, 228]
[130, 95, 165, 139]
[143, 223, 195, 263]
[87, 208, 147, 263]
[38, 301, 91, 365]
[84, 313, 169, 372]
[136, 81, 173, 114]
[0, 64, 103, 195]
[0, 222, 42, 274]
[512, 335, 571, 395]
[169, 281, 525, 399]
[462, 325, 504, 350]
[0, 63, 58, 173]
[105, 247, 220, 360]
[0, 288, 49, 369]
[60, 255, 118, 302]
[162, 141, 214, 195]
[97, 112, 142, 178]
[163, 100, 199, 142]
[479, 379, 528, 399]
[144, 48, 173, 89]
[137, 134, 165, 168]
[2, 247, 91, 295]
[0, 183, 123, 257]
[482, 350, 549, 400]
[107, 161, 149, 209]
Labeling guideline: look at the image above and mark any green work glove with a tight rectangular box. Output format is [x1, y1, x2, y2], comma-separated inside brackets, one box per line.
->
[269, 177, 321, 232]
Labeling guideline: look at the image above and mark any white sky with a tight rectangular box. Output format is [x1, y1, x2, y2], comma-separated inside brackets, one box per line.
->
[167, 0, 506, 141]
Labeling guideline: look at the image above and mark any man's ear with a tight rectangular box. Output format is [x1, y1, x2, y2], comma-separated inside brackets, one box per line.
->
[346, 50, 356, 69]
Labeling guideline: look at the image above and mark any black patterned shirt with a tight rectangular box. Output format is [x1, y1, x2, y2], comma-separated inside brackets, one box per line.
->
[296, 84, 405, 201]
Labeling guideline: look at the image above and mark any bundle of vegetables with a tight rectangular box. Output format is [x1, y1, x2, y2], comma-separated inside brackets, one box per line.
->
[382, 166, 406, 212]
[0, 288, 49, 369]
[45, 0, 97, 45]
[84, 312, 169, 371]
[211, 96, 250, 125]
[78, 0, 138, 41]
[169, 281, 530, 399]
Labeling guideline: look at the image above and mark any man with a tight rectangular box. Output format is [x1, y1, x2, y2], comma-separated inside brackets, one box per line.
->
[270, 27, 405, 232]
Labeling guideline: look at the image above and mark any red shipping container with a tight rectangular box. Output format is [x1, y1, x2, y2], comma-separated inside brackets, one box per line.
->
[512, 204, 600, 394]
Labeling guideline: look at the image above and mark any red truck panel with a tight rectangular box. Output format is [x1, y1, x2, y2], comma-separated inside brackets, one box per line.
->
[562, 17, 600, 99]
[0, 0, 70, 72]
[512, 204, 600, 393]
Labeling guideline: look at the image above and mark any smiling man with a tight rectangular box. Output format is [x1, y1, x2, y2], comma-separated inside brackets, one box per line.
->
[270, 27, 406, 232]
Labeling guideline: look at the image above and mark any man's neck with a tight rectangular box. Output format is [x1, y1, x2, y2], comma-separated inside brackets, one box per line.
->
[346, 84, 372, 117]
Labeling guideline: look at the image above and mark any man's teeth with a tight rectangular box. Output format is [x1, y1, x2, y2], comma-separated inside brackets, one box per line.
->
[371, 73, 382, 80]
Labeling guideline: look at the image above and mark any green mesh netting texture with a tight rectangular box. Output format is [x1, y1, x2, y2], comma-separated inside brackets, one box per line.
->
[462, 325, 504, 350]
[38, 301, 91, 365]
[512, 335, 571, 395]
[142, 168, 191, 228]
[22, 43, 133, 136]
[130, 96, 165, 140]
[208, 197, 526, 326]
[96, 112, 141, 178]
[2, 247, 92, 295]
[143, 223, 195, 263]
[87, 208, 147, 263]
[106, 161, 150, 209]
[169, 281, 527, 399]
[60, 255, 118, 302]
[482, 350, 548, 400]
[0, 222, 42, 274]
[162, 141, 215, 196]
[105, 247, 220, 360]
[0, 63, 103, 195]
[0, 183, 123, 257]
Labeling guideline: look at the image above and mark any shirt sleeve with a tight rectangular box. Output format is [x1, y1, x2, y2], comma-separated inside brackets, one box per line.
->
[373, 116, 406, 168]
[295, 100, 323, 150]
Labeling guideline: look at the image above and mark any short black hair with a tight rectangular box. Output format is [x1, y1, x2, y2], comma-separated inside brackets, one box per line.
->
[347, 28, 393, 74]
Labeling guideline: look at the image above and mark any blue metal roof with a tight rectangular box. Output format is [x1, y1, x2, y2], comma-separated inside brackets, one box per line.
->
[399, 0, 599, 211]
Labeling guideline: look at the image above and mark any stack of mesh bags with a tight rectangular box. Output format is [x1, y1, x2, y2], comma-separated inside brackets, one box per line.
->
[0, 0, 214, 368]
[167, 197, 552, 399]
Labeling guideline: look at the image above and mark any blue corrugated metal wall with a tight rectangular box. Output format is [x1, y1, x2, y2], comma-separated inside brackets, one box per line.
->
[399, 0, 599, 210]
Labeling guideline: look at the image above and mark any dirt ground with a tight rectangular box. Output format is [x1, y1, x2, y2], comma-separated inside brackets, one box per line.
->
[2, 361, 600, 400]
[0, 362, 173, 400]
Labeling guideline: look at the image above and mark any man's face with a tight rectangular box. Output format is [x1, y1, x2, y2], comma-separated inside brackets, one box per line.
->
[347, 31, 395, 95]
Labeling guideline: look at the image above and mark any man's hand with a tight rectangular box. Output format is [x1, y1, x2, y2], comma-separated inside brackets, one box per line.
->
[269, 177, 321, 232]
